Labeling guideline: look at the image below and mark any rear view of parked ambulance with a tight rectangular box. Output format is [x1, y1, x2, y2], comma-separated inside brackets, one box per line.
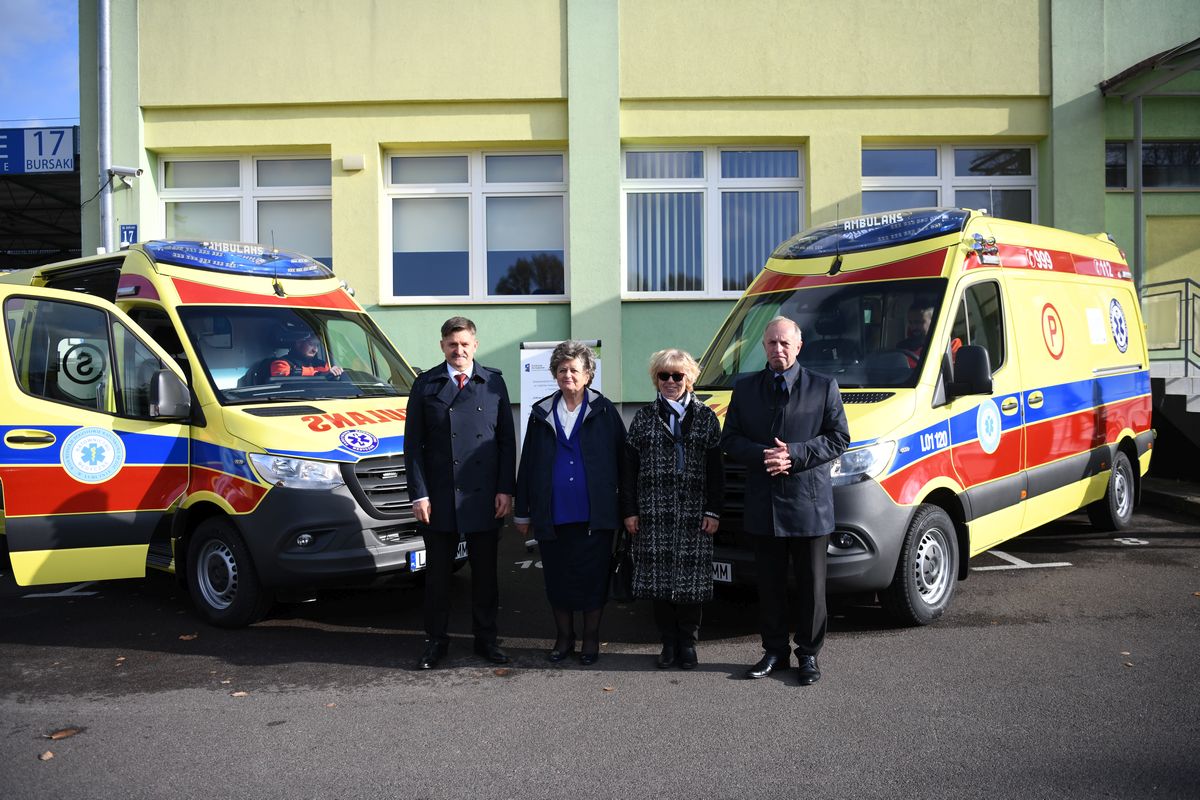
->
[0, 241, 445, 627]
[697, 208, 1152, 624]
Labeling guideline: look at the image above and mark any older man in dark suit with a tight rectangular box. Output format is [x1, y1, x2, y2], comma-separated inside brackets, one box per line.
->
[721, 316, 849, 685]
[405, 316, 516, 670]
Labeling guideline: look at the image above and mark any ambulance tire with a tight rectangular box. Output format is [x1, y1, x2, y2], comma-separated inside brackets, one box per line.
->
[882, 505, 958, 626]
[186, 518, 273, 628]
[1087, 451, 1135, 532]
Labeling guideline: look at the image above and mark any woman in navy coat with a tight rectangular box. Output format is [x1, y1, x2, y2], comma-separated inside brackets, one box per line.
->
[514, 341, 626, 665]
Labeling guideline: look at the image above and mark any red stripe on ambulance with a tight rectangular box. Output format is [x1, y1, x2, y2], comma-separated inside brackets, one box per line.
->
[748, 248, 949, 295]
[172, 278, 359, 309]
[0, 465, 187, 516]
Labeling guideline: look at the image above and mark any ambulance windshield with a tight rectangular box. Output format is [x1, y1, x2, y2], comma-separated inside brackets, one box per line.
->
[770, 208, 969, 260]
[177, 306, 417, 403]
[696, 279, 949, 390]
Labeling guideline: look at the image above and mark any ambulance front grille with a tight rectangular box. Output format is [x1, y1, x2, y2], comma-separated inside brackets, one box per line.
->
[840, 391, 894, 404]
[345, 455, 414, 517]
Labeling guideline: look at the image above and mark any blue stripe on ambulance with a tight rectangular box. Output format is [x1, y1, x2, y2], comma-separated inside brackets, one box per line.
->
[262, 434, 405, 463]
[191, 440, 258, 481]
[0, 425, 187, 465]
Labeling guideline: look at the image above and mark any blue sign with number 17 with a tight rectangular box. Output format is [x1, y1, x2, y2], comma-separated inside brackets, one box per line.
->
[0, 127, 76, 174]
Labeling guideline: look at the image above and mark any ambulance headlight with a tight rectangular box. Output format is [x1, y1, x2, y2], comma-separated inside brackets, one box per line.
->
[830, 441, 895, 486]
[249, 453, 345, 490]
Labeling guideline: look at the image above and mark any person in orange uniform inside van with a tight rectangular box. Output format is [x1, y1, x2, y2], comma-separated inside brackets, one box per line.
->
[270, 333, 344, 378]
[896, 298, 960, 369]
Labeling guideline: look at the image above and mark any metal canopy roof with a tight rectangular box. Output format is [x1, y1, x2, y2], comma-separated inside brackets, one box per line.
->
[0, 169, 83, 271]
[1100, 36, 1200, 100]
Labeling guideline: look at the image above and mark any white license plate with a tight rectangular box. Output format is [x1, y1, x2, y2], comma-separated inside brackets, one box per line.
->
[409, 540, 469, 572]
[712, 560, 732, 583]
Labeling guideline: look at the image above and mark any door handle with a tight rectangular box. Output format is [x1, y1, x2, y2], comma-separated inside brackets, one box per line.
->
[4, 429, 57, 447]
[1027, 391, 1044, 409]
[1000, 397, 1020, 415]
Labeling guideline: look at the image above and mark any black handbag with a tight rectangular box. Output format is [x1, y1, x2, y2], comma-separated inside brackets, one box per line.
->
[609, 529, 635, 603]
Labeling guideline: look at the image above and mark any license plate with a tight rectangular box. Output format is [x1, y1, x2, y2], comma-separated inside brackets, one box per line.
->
[712, 561, 732, 583]
[409, 540, 469, 572]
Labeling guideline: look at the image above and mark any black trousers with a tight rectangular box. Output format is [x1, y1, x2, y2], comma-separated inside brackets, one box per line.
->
[421, 529, 499, 645]
[652, 600, 703, 646]
[750, 533, 828, 657]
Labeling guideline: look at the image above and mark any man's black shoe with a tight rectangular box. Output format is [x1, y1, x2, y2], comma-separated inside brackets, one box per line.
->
[417, 641, 448, 670]
[656, 643, 677, 669]
[796, 655, 821, 685]
[744, 653, 785, 679]
[474, 641, 510, 664]
[677, 645, 698, 670]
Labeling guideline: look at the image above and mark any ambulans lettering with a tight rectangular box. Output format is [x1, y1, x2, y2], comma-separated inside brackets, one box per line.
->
[302, 407, 407, 431]
[844, 213, 904, 231]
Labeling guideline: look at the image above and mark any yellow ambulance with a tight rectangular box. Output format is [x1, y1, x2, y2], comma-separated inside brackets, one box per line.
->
[697, 208, 1153, 624]
[0, 241, 445, 626]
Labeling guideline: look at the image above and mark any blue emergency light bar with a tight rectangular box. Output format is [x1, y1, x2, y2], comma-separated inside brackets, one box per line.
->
[143, 240, 333, 279]
[771, 208, 971, 260]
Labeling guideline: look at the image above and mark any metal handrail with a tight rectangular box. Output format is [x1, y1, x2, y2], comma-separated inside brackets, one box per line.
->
[1142, 277, 1200, 377]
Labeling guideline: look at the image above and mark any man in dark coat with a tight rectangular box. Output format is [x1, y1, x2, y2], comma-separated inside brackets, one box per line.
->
[721, 316, 850, 685]
[405, 317, 516, 669]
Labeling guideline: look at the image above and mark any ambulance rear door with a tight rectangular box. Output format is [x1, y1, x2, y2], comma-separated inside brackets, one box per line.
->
[0, 285, 190, 585]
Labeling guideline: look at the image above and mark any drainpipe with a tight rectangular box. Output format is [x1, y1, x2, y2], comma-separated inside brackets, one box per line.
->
[1132, 96, 1144, 298]
[97, 0, 113, 253]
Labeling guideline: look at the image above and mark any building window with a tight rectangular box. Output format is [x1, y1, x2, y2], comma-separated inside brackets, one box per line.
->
[385, 151, 567, 302]
[862, 145, 1036, 223]
[1106, 141, 1200, 189]
[622, 147, 804, 298]
[160, 157, 333, 266]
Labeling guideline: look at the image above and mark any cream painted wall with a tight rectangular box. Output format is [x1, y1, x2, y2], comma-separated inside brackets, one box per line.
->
[620, 0, 1048, 98]
[138, 0, 565, 107]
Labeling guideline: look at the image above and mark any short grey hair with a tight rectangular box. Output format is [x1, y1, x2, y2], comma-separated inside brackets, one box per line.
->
[764, 316, 803, 342]
[549, 340, 597, 385]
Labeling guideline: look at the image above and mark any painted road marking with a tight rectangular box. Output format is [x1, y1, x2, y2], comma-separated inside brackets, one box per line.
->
[23, 582, 99, 598]
[1114, 537, 1149, 546]
[971, 550, 1071, 572]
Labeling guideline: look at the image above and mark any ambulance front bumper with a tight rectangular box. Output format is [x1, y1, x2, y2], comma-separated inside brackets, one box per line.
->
[228, 484, 457, 587]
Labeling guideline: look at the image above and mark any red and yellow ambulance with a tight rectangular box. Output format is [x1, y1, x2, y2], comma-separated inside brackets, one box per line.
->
[0, 241, 445, 626]
[697, 208, 1153, 624]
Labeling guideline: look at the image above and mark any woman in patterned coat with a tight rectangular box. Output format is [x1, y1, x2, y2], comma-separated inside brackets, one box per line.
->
[621, 349, 724, 670]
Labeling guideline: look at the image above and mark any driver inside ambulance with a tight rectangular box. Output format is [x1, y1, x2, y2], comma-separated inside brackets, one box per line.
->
[896, 298, 959, 368]
[270, 333, 344, 378]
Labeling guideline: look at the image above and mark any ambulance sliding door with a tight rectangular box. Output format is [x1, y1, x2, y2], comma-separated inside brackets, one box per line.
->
[945, 279, 1027, 552]
[0, 290, 189, 585]
[1008, 273, 1143, 530]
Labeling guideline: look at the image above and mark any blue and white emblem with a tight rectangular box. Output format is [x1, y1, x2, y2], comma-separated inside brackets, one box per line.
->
[976, 399, 1002, 455]
[1109, 298, 1129, 353]
[339, 429, 379, 454]
[61, 426, 126, 484]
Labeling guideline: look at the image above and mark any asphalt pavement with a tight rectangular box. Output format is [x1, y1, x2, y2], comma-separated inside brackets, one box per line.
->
[2, 505, 1199, 799]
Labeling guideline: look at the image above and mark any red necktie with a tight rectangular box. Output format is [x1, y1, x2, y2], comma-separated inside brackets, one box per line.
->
[456, 373, 468, 391]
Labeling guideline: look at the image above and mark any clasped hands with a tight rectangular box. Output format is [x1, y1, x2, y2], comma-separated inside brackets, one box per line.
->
[764, 437, 792, 477]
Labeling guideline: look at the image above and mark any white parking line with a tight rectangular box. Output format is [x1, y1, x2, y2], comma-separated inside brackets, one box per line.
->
[23, 582, 99, 598]
[970, 549, 1071, 572]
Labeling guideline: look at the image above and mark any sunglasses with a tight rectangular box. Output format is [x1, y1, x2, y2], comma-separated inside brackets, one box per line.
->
[657, 372, 686, 383]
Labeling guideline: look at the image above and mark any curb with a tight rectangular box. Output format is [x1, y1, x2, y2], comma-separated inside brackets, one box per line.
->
[1141, 478, 1200, 520]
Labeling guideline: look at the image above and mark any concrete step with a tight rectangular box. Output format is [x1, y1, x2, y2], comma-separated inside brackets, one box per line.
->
[1163, 375, 1200, 400]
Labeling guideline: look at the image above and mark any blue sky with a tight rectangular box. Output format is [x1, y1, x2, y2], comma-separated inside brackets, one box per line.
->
[0, 0, 79, 128]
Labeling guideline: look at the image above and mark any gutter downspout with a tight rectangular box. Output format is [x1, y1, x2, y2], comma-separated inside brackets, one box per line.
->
[97, 0, 113, 253]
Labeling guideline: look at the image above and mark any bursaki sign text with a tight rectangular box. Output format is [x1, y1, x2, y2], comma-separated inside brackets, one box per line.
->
[0, 127, 76, 174]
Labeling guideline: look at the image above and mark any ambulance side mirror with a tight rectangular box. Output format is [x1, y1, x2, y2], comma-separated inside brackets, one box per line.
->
[943, 344, 992, 400]
[151, 369, 192, 420]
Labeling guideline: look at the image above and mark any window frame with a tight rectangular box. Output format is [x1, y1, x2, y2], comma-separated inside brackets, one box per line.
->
[1104, 140, 1200, 191]
[861, 144, 1037, 223]
[158, 155, 333, 260]
[381, 150, 569, 304]
[621, 145, 806, 300]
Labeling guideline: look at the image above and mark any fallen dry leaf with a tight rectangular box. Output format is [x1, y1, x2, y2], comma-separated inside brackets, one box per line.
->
[602, 686, 615, 693]
[220, 680, 231, 684]
[45, 727, 82, 741]
[230, 691, 249, 697]
[1123, 662, 1134, 667]
[493, 668, 512, 677]
[324, 703, 337, 708]
[1120, 651, 1131, 656]
[115, 656, 126, 662]
[1193, 592, 1200, 597]
[38, 751, 54, 761]
[179, 634, 198, 641]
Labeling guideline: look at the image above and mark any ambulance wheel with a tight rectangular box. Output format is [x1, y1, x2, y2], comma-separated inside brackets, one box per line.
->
[1087, 451, 1135, 532]
[186, 518, 273, 628]
[882, 504, 957, 626]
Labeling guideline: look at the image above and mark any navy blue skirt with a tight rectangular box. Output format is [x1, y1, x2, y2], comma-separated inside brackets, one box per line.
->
[540, 523, 613, 611]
